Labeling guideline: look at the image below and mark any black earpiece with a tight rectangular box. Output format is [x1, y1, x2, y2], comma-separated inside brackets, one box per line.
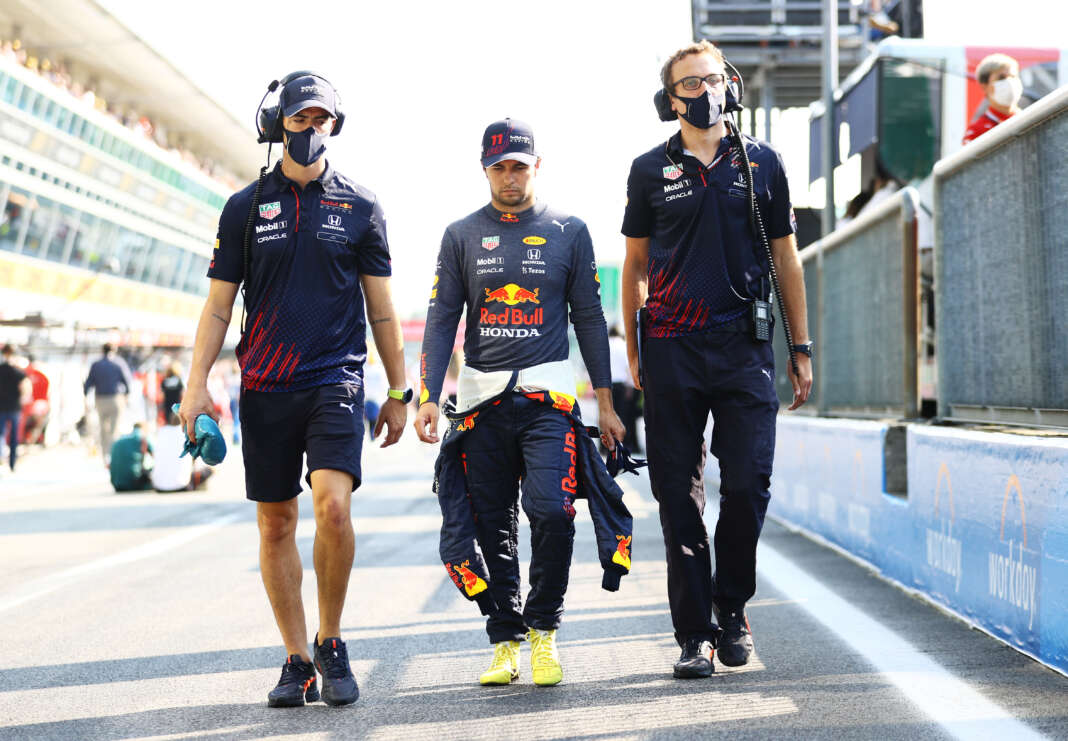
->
[256, 70, 346, 144]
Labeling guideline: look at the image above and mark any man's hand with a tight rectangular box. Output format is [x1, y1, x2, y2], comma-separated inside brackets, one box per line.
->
[787, 355, 813, 411]
[628, 355, 642, 391]
[374, 397, 407, 448]
[413, 402, 440, 444]
[598, 407, 626, 452]
[178, 384, 218, 443]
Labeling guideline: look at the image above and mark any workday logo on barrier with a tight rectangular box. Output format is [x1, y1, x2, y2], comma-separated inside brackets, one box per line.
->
[988, 474, 1038, 630]
[926, 462, 962, 593]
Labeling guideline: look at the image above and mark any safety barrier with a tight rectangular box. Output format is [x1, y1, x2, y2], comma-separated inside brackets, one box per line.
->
[765, 415, 1068, 676]
[774, 187, 919, 418]
[933, 85, 1068, 428]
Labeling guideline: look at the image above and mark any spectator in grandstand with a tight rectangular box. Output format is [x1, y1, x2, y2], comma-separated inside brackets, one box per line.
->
[964, 54, 1023, 145]
[179, 72, 408, 708]
[84, 343, 132, 466]
[151, 411, 213, 492]
[0, 344, 31, 472]
[109, 422, 153, 492]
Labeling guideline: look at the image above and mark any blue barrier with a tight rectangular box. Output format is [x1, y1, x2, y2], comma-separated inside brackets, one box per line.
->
[766, 416, 1068, 675]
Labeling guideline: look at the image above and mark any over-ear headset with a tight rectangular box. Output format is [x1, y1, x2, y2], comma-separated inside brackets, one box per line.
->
[255, 70, 346, 144]
[654, 59, 745, 122]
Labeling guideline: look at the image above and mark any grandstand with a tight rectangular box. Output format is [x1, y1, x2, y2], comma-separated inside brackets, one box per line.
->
[0, 0, 259, 349]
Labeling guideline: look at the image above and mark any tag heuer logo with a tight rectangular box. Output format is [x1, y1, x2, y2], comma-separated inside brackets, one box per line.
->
[481, 235, 500, 251]
[259, 201, 282, 220]
[662, 165, 683, 181]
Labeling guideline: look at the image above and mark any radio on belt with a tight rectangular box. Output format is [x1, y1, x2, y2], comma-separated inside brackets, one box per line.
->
[752, 299, 771, 342]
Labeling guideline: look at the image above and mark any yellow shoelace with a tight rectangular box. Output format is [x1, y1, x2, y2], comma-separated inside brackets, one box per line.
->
[529, 631, 558, 667]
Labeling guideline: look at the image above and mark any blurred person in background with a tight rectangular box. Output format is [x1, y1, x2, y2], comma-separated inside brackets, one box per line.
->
[152, 411, 213, 492]
[964, 53, 1023, 145]
[0, 344, 31, 472]
[361, 354, 387, 441]
[226, 359, 241, 444]
[21, 353, 50, 446]
[109, 422, 153, 492]
[84, 343, 132, 466]
[160, 362, 185, 421]
[608, 326, 641, 453]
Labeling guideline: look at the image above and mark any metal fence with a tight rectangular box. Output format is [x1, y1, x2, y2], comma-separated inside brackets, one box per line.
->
[933, 86, 1068, 428]
[775, 187, 919, 417]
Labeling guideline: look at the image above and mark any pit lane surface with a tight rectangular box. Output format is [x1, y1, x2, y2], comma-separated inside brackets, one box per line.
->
[1, 431, 1066, 740]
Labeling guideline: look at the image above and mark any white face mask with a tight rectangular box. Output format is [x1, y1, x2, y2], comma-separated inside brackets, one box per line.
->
[991, 76, 1023, 108]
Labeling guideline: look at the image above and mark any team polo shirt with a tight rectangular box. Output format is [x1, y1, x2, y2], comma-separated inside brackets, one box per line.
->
[419, 201, 610, 405]
[208, 161, 391, 392]
[622, 131, 795, 338]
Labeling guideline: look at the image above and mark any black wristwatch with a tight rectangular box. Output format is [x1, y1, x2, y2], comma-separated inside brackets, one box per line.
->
[790, 341, 814, 358]
[387, 387, 414, 404]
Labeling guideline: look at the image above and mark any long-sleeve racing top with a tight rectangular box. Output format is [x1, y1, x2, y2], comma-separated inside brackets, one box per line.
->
[419, 202, 611, 406]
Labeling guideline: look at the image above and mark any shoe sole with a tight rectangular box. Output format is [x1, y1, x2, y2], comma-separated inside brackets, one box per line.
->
[321, 693, 359, 706]
[480, 670, 519, 686]
[268, 687, 320, 707]
[533, 672, 563, 686]
[673, 665, 714, 678]
[716, 652, 750, 667]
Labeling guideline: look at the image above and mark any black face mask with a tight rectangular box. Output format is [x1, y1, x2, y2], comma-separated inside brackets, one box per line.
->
[675, 89, 726, 129]
[284, 126, 328, 166]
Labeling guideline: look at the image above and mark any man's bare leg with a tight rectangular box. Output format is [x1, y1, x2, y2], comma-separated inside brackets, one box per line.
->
[309, 468, 354, 640]
[258, 499, 310, 660]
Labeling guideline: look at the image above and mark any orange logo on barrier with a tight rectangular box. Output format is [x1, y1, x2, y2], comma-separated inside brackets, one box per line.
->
[612, 535, 632, 571]
[484, 283, 540, 306]
[452, 560, 488, 596]
[933, 462, 954, 522]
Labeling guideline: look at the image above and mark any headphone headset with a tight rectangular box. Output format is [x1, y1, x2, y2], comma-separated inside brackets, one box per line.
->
[255, 70, 346, 144]
[653, 58, 745, 122]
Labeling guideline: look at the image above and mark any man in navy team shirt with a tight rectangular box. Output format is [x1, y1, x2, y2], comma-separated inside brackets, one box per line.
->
[621, 41, 812, 678]
[179, 73, 410, 707]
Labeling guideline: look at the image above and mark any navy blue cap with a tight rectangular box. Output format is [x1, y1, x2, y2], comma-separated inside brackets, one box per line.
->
[480, 118, 538, 167]
[280, 75, 337, 118]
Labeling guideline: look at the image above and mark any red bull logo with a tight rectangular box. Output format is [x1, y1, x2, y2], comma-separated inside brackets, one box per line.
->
[500, 212, 519, 223]
[484, 284, 540, 306]
[613, 535, 632, 571]
[457, 411, 479, 431]
[561, 429, 578, 495]
[549, 391, 575, 413]
[449, 559, 488, 597]
[480, 306, 544, 327]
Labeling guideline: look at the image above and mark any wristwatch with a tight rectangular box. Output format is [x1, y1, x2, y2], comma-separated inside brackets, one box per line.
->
[790, 341, 814, 358]
[387, 387, 414, 403]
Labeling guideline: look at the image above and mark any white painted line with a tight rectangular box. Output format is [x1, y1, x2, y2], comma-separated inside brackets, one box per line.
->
[0, 509, 244, 615]
[758, 541, 1047, 741]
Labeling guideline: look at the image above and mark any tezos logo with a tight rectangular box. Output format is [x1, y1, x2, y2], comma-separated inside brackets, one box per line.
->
[663, 165, 683, 181]
[259, 201, 282, 220]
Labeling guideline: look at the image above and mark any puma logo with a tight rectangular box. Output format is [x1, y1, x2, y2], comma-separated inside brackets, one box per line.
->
[552, 219, 570, 232]
[339, 402, 355, 413]
[760, 368, 772, 381]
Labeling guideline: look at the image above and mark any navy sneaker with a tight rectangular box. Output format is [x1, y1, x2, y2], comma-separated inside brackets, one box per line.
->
[267, 654, 319, 707]
[715, 606, 754, 667]
[314, 634, 360, 706]
[673, 637, 715, 678]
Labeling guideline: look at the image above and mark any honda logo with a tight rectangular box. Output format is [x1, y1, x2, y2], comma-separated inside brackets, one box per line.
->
[527, 249, 541, 261]
[327, 214, 342, 227]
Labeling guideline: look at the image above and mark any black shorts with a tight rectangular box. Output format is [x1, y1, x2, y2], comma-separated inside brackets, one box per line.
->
[240, 383, 365, 503]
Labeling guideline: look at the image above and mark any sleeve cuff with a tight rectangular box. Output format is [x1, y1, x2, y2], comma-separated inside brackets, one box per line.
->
[475, 591, 499, 615]
[601, 569, 622, 592]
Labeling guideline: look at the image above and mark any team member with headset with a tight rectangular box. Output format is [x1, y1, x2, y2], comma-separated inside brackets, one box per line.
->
[620, 41, 812, 678]
[179, 72, 410, 707]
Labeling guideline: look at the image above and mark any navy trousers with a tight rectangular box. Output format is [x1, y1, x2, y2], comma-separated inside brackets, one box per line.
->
[461, 394, 578, 643]
[643, 330, 778, 646]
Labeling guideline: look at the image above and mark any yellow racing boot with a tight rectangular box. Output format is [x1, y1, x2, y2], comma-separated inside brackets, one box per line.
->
[528, 628, 563, 686]
[479, 640, 520, 685]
